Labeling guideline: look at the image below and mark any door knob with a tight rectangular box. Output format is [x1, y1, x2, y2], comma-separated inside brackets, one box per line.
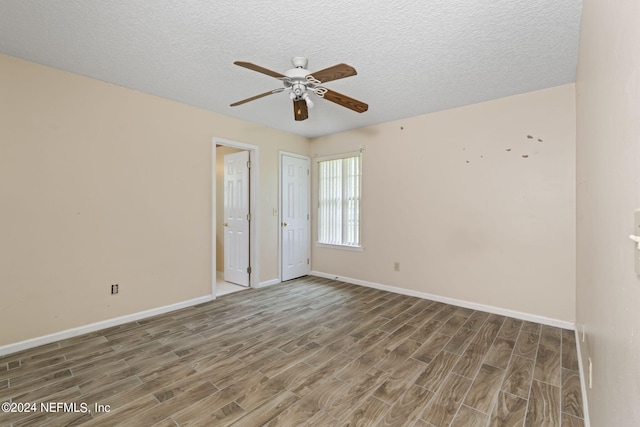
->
[282, 222, 288, 227]
[223, 222, 228, 227]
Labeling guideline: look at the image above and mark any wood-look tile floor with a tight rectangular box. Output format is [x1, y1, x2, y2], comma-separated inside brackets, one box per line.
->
[0, 277, 585, 426]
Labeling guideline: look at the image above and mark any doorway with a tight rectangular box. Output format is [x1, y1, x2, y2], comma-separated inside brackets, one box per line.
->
[213, 138, 259, 297]
[280, 152, 311, 281]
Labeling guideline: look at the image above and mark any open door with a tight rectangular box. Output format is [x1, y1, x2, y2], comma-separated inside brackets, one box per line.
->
[281, 153, 311, 281]
[224, 150, 250, 286]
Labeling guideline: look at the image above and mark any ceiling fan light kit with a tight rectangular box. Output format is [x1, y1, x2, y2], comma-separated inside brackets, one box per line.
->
[230, 57, 368, 121]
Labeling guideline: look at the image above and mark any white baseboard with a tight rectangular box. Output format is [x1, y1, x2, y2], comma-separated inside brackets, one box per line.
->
[256, 278, 281, 288]
[310, 271, 575, 330]
[574, 329, 591, 427]
[0, 295, 214, 357]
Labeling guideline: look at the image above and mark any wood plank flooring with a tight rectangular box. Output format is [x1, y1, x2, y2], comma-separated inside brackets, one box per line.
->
[0, 276, 585, 426]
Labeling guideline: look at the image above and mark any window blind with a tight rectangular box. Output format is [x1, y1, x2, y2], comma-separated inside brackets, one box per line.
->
[318, 155, 361, 247]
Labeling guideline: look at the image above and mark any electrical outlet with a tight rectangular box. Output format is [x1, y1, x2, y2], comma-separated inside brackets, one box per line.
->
[394, 262, 400, 272]
[111, 284, 119, 295]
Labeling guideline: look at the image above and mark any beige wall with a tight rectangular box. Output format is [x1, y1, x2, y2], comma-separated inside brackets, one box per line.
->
[0, 52, 578, 350]
[215, 145, 243, 273]
[311, 84, 576, 322]
[0, 54, 309, 346]
[575, 0, 640, 425]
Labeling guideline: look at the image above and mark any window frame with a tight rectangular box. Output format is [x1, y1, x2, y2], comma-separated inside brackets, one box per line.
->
[314, 150, 363, 251]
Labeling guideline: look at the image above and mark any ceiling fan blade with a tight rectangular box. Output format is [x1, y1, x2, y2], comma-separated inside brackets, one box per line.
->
[230, 88, 284, 107]
[308, 63, 357, 83]
[293, 99, 308, 121]
[234, 61, 286, 79]
[323, 89, 368, 113]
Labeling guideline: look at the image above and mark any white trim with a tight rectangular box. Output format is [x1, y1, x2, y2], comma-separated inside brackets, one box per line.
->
[214, 137, 260, 152]
[314, 150, 361, 162]
[256, 278, 281, 288]
[280, 151, 313, 161]
[310, 271, 575, 330]
[315, 243, 364, 252]
[0, 295, 214, 357]
[213, 138, 259, 292]
[575, 329, 591, 427]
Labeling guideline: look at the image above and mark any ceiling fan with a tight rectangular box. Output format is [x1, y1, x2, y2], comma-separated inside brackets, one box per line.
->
[230, 57, 368, 121]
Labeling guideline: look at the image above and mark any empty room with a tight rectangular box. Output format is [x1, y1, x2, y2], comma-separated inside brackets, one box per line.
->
[0, 1, 638, 426]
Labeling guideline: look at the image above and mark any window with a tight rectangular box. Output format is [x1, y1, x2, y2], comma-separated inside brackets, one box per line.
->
[317, 152, 361, 247]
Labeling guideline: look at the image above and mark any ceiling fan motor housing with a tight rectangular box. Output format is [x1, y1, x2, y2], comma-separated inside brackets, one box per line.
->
[284, 67, 309, 80]
[283, 64, 313, 101]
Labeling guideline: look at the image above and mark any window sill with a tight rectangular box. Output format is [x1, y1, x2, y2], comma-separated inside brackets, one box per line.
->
[315, 243, 364, 252]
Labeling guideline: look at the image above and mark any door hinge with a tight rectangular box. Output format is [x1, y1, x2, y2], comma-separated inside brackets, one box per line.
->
[247, 266, 252, 275]
[307, 258, 310, 265]
[247, 213, 251, 221]
[247, 160, 252, 169]
[307, 169, 310, 175]
[307, 213, 309, 220]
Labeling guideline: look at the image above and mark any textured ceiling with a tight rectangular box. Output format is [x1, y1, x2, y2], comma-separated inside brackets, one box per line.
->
[0, 1, 582, 138]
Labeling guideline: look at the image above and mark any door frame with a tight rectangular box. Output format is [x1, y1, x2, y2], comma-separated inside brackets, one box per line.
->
[213, 137, 259, 297]
[279, 151, 311, 281]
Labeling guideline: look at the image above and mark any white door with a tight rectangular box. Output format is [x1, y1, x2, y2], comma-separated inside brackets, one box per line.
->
[281, 153, 310, 281]
[224, 150, 250, 286]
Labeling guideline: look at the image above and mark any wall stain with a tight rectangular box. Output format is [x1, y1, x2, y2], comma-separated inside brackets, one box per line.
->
[461, 134, 543, 164]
